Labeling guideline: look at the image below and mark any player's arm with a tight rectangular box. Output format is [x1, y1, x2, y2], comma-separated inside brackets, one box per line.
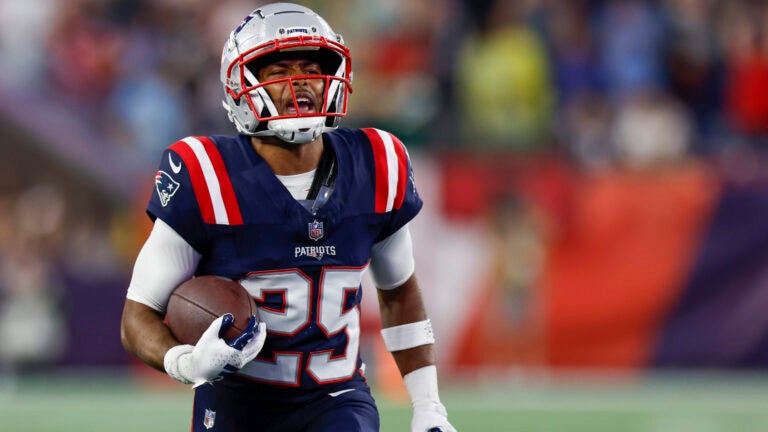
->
[377, 275, 435, 374]
[120, 218, 199, 370]
[121, 299, 178, 371]
[120, 219, 265, 386]
[371, 225, 456, 432]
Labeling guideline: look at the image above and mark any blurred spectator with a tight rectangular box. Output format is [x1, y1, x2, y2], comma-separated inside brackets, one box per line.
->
[488, 194, 547, 324]
[612, 91, 694, 169]
[346, 0, 445, 147]
[47, 1, 123, 108]
[663, 0, 725, 151]
[454, 0, 554, 150]
[559, 93, 615, 170]
[108, 68, 188, 164]
[546, 1, 605, 106]
[427, 0, 472, 146]
[719, 0, 768, 146]
[596, 0, 667, 99]
[0, 0, 59, 88]
[0, 185, 67, 371]
[4, 0, 768, 161]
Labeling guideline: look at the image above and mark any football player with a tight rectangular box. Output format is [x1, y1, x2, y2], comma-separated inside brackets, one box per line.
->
[119, 3, 457, 432]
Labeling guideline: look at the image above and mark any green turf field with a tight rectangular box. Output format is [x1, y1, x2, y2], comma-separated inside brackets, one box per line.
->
[2, 370, 768, 431]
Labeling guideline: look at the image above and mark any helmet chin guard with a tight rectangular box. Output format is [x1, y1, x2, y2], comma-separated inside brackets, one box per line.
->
[258, 117, 327, 144]
[220, 3, 352, 144]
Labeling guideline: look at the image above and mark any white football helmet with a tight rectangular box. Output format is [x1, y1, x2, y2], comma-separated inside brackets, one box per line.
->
[220, 3, 352, 144]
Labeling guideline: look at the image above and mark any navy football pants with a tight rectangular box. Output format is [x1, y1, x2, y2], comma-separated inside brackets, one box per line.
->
[191, 383, 380, 432]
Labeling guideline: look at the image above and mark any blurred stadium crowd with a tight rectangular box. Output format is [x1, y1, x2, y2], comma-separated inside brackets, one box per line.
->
[2, 0, 768, 374]
[9, 0, 768, 158]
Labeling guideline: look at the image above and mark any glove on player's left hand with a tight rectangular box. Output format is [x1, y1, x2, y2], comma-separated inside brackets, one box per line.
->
[411, 401, 457, 432]
[405, 365, 458, 432]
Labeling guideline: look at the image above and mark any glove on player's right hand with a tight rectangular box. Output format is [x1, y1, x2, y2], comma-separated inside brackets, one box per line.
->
[164, 313, 266, 386]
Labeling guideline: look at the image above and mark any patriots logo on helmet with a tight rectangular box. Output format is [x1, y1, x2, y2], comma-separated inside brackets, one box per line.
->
[155, 170, 180, 207]
[234, 12, 256, 34]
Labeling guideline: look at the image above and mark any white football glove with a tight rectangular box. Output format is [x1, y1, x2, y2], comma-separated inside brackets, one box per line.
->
[405, 366, 457, 432]
[412, 401, 456, 432]
[164, 313, 266, 387]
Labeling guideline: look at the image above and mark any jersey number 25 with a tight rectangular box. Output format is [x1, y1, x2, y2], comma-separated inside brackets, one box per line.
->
[238, 266, 364, 386]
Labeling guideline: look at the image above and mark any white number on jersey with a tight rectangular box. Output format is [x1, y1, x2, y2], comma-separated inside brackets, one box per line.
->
[238, 266, 364, 386]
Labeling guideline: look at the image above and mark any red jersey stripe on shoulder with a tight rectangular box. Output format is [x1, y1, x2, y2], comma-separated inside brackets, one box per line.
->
[362, 128, 410, 212]
[362, 128, 392, 213]
[390, 133, 408, 210]
[170, 137, 243, 225]
[195, 136, 243, 225]
[169, 139, 216, 224]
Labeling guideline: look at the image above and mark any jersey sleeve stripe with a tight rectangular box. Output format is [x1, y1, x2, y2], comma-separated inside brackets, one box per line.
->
[182, 137, 230, 224]
[380, 131, 400, 212]
[362, 128, 391, 213]
[197, 136, 244, 225]
[171, 137, 243, 225]
[390, 133, 408, 210]
[363, 128, 409, 213]
[169, 140, 216, 224]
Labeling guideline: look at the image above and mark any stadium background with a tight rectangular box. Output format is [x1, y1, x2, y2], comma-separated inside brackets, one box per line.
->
[2, 0, 768, 430]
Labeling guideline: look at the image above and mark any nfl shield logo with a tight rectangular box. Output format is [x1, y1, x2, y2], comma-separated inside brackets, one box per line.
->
[203, 409, 216, 429]
[308, 219, 324, 241]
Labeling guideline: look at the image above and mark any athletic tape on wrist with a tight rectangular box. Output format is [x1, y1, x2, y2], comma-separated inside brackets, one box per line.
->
[380, 319, 435, 352]
[403, 365, 441, 405]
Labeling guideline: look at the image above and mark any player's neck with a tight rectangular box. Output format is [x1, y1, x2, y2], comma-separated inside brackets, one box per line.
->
[250, 136, 324, 175]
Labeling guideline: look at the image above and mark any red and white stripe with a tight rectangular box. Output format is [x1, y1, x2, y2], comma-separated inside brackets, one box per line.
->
[169, 136, 243, 225]
[363, 128, 408, 213]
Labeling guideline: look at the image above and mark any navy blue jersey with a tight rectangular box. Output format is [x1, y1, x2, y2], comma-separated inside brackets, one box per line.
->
[147, 127, 422, 402]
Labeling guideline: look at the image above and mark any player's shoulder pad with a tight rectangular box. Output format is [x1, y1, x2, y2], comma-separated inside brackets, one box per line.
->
[359, 128, 413, 214]
[166, 136, 244, 226]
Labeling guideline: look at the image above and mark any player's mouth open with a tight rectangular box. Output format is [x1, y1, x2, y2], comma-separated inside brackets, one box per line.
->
[287, 96, 315, 114]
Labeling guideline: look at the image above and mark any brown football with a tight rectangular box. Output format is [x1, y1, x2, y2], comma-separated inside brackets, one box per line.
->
[165, 275, 258, 345]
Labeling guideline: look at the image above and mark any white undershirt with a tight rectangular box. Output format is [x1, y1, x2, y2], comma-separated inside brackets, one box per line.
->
[126, 175, 415, 312]
[275, 169, 315, 200]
